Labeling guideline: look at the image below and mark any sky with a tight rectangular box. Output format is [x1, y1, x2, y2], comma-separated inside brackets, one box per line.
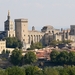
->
[0, 0, 75, 31]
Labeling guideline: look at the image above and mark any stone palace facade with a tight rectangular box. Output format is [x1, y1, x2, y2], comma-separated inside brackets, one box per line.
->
[0, 11, 75, 49]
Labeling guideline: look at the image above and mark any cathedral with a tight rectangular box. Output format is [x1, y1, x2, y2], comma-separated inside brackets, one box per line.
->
[0, 11, 15, 39]
[0, 11, 75, 49]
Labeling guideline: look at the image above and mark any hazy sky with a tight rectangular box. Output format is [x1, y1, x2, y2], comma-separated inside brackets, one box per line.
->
[0, 0, 75, 31]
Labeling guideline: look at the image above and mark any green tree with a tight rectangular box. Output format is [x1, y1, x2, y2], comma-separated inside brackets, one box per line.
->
[58, 51, 69, 64]
[29, 42, 43, 50]
[69, 51, 75, 65]
[35, 70, 43, 75]
[25, 65, 40, 75]
[62, 40, 72, 44]
[50, 40, 58, 46]
[24, 51, 37, 64]
[50, 50, 59, 63]
[59, 68, 69, 75]
[10, 49, 22, 65]
[50, 40, 72, 47]
[68, 66, 75, 75]
[35, 42, 43, 49]
[30, 41, 35, 50]
[5, 37, 22, 49]
[0, 69, 7, 75]
[43, 67, 59, 75]
[6, 66, 25, 75]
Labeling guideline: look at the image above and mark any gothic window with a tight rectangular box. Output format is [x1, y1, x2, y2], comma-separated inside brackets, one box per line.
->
[31, 35, 33, 42]
[28, 35, 30, 43]
[49, 31, 50, 33]
[34, 35, 35, 42]
[9, 34, 10, 37]
[13, 34, 14, 37]
[10, 27, 13, 30]
[37, 35, 38, 42]
[23, 39, 25, 41]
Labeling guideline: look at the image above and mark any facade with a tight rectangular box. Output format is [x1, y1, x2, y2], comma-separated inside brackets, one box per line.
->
[4, 10, 15, 37]
[28, 28, 44, 44]
[15, 19, 28, 44]
[15, 19, 45, 49]
[70, 25, 75, 35]
[0, 11, 15, 39]
[0, 11, 75, 49]
[0, 40, 14, 54]
[41, 25, 75, 46]
[41, 25, 60, 34]
[0, 40, 6, 54]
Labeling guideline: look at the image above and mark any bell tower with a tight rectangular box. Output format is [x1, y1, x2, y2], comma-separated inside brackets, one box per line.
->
[4, 11, 15, 37]
[15, 19, 28, 44]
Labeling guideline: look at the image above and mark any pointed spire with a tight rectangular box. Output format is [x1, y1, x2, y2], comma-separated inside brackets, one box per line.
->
[7, 10, 10, 20]
[8, 10, 10, 16]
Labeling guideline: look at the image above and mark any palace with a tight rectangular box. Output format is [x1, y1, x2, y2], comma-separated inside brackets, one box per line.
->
[0, 11, 75, 49]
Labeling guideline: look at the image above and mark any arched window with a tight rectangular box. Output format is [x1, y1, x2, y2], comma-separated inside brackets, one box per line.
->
[9, 34, 10, 37]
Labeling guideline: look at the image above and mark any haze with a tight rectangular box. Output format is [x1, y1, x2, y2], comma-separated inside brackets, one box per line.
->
[0, 0, 75, 31]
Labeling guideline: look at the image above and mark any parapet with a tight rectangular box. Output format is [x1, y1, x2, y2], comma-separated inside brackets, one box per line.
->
[15, 18, 28, 22]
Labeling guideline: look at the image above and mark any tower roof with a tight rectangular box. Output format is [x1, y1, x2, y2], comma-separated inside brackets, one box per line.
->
[8, 10, 10, 16]
[7, 10, 10, 20]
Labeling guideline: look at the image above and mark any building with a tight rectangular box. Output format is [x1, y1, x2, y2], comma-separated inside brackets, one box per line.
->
[0, 40, 14, 54]
[15, 19, 28, 44]
[15, 19, 44, 49]
[0, 40, 6, 54]
[0, 11, 75, 49]
[4, 10, 15, 37]
[0, 11, 15, 39]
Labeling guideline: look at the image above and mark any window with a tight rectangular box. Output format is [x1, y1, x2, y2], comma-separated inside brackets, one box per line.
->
[23, 39, 25, 41]
[23, 30, 24, 32]
[13, 34, 14, 37]
[9, 34, 10, 37]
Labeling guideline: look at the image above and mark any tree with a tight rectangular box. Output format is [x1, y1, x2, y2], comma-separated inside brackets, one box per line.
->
[25, 65, 40, 75]
[23, 51, 37, 64]
[30, 41, 35, 50]
[69, 51, 75, 65]
[10, 49, 22, 65]
[43, 67, 59, 75]
[5, 37, 23, 49]
[35, 42, 43, 49]
[68, 66, 75, 75]
[57, 51, 69, 64]
[59, 68, 69, 75]
[0, 69, 7, 75]
[50, 50, 59, 63]
[62, 40, 72, 44]
[50, 40, 58, 46]
[29, 42, 43, 50]
[6, 66, 25, 75]
[50, 40, 72, 47]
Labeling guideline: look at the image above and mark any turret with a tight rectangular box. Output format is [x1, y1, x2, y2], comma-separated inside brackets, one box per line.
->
[7, 10, 10, 20]
[32, 26, 35, 31]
